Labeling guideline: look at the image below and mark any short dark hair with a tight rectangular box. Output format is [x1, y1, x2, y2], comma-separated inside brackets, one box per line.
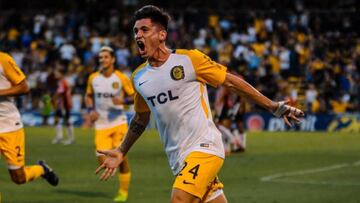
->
[133, 5, 171, 30]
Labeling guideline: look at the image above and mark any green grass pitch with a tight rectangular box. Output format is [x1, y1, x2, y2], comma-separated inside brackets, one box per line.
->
[0, 127, 359, 203]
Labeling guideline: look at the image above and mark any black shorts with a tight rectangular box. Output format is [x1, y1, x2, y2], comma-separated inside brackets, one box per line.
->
[218, 103, 244, 122]
[55, 108, 71, 120]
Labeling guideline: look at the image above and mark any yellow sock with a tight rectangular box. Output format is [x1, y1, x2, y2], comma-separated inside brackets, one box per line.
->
[24, 165, 44, 182]
[118, 172, 131, 195]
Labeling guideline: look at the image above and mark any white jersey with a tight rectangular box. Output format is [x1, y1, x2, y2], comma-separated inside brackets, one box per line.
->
[0, 52, 25, 133]
[132, 49, 227, 175]
[87, 70, 134, 130]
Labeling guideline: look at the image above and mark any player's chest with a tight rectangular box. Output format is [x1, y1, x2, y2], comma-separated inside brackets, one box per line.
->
[135, 65, 197, 107]
[92, 76, 122, 95]
[136, 63, 195, 95]
[0, 67, 12, 89]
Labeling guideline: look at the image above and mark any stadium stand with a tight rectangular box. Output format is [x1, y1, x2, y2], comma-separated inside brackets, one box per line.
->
[0, 0, 358, 127]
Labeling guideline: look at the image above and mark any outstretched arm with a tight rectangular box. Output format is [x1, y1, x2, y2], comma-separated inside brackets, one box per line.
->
[0, 80, 29, 97]
[223, 73, 277, 111]
[222, 72, 304, 126]
[95, 111, 150, 180]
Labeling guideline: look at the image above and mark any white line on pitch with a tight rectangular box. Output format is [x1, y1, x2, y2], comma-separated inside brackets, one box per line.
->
[268, 179, 360, 187]
[353, 160, 360, 166]
[260, 160, 360, 183]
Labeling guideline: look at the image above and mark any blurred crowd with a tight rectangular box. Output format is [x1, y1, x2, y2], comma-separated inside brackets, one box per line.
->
[0, 0, 359, 115]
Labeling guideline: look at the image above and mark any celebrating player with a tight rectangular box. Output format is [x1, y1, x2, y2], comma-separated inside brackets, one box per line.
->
[96, 5, 303, 203]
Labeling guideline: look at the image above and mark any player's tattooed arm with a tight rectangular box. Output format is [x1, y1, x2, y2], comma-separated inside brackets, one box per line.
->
[118, 111, 150, 155]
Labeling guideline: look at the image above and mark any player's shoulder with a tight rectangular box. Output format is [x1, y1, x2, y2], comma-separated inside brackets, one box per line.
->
[175, 49, 206, 59]
[88, 71, 100, 81]
[0, 52, 14, 63]
[114, 70, 128, 79]
[0, 52, 11, 58]
[131, 62, 148, 79]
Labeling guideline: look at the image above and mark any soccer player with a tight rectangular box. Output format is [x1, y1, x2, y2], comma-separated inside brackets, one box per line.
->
[215, 85, 246, 155]
[96, 5, 304, 203]
[0, 52, 58, 186]
[51, 67, 74, 145]
[86, 46, 135, 202]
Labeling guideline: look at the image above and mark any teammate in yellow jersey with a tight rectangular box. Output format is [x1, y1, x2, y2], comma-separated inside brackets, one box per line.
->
[0, 52, 58, 186]
[95, 5, 304, 203]
[86, 46, 135, 202]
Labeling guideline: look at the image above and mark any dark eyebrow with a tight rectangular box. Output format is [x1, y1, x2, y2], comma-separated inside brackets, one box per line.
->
[133, 25, 152, 32]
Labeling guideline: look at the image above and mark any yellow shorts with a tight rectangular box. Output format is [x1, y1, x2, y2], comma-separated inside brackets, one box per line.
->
[0, 128, 25, 169]
[173, 151, 224, 201]
[95, 124, 128, 153]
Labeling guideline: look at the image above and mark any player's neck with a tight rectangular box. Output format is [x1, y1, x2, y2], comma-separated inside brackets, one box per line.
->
[102, 67, 114, 77]
[148, 45, 171, 67]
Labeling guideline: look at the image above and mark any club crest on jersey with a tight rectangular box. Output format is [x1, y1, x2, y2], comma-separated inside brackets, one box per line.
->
[170, 65, 185, 80]
[112, 82, 119, 89]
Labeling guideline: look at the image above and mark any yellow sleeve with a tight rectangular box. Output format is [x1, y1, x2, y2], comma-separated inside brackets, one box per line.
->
[86, 72, 98, 95]
[0, 53, 26, 85]
[177, 49, 227, 87]
[115, 71, 135, 96]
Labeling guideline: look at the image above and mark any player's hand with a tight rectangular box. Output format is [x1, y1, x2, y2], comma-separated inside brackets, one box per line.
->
[273, 101, 304, 127]
[89, 110, 99, 122]
[112, 96, 124, 105]
[95, 149, 124, 181]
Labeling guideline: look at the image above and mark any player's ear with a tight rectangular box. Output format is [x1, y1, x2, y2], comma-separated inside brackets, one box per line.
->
[159, 30, 167, 42]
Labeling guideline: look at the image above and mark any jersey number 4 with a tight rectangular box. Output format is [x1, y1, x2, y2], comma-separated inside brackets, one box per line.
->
[178, 162, 200, 180]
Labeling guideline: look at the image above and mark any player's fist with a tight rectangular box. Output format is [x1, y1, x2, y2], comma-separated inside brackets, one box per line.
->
[89, 110, 99, 122]
[273, 101, 304, 126]
[112, 96, 124, 105]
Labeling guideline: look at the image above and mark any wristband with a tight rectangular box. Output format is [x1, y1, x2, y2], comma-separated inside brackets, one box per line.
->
[87, 107, 94, 113]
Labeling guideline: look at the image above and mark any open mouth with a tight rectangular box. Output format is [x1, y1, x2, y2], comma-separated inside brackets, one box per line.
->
[137, 41, 145, 51]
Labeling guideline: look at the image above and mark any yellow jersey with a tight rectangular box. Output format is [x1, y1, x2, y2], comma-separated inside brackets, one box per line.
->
[0, 52, 26, 133]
